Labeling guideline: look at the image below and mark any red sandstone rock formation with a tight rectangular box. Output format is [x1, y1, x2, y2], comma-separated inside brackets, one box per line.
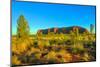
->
[54, 28, 58, 33]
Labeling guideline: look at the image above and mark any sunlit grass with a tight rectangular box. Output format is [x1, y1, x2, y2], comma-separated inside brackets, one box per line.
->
[12, 33, 96, 65]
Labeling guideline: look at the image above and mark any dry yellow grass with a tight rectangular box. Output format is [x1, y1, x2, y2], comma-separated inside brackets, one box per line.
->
[12, 55, 21, 65]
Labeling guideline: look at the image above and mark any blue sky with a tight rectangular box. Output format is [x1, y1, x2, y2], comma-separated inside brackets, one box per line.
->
[12, 0, 96, 35]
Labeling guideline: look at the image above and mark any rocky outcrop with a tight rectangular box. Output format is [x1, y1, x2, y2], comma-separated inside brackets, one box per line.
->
[37, 26, 89, 34]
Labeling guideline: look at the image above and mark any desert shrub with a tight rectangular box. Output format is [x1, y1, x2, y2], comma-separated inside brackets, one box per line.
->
[65, 40, 72, 45]
[33, 41, 38, 48]
[81, 52, 90, 61]
[55, 47, 61, 52]
[27, 52, 42, 64]
[56, 50, 72, 62]
[71, 46, 84, 54]
[27, 47, 40, 56]
[17, 42, 29, 54]
[44, 40, 51, 47]
[12, 55, 21, 65]
[19, 55, 29, 64]
[38, 40, 44, 50]
[49, 40, 57, 45]
[70, 41, 85, 54]
[27, 53, 36, 63]
[47, 46, 52, 51]
[84, 41, 96, 61]
[45, 51, 57, 61]
[56, 40, 64, 45]
[34, 52, 41, 59]
[12, 44, 18, 54]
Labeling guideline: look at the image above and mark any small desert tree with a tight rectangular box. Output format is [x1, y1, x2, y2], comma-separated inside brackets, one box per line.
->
[17, 15, 30, 42]
[16, 15, 31, 53]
